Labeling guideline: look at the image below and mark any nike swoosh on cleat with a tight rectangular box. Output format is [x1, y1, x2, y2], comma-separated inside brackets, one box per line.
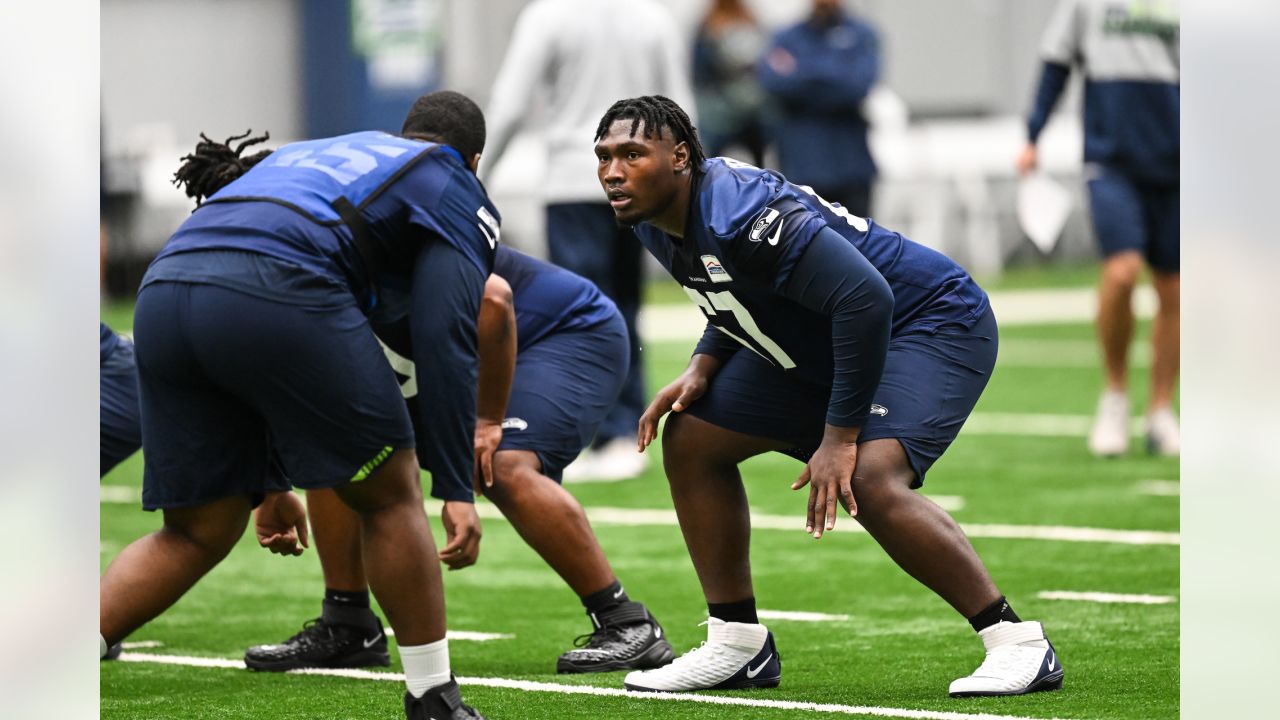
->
[654, 626, 662, 639]
[613, 588, 625, 599]
[363, 632, 383, 649]
[1046, 650, 1056, 672]
[745, 653, 773, 679]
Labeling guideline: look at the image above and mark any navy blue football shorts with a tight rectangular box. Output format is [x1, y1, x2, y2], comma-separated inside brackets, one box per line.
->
[411, 311, 629, 483]
[1087, 166, 1179, 273]
[685, 307, 999, 487]
[134, 280, 413, 511]
[100, 333, 142, 476]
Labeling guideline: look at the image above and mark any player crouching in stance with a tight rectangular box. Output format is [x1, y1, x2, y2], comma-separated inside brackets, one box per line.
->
[99, 92, 497, 720]
[593, 96, 1063, 698]
[244, 246, 673, 674]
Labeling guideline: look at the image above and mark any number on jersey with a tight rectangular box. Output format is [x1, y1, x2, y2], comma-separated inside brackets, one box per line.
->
[684, 287, 796, 369]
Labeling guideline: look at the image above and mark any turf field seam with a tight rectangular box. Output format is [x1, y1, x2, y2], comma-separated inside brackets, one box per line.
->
[100, 486, 1179, 545]
[114, 652, 1077, 720]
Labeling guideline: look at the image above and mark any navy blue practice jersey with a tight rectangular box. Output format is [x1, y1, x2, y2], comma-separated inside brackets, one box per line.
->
[158, 131, 500, 314]
[633, 157, 989, 390]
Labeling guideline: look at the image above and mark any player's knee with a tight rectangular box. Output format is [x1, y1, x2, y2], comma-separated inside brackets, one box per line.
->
[850, 457, 914, 520]
[1102, 252, 1143, 287]
[161, 499, 249, 560]
[485, 451, 538, 505]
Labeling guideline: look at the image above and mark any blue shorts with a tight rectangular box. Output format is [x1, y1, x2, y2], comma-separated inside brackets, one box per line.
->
[101, 333, 142, 476]
[1087, 166, 1179, 273]
[410, 312, 629, 483]
[134, 280, 413, 511]
[686, 307, 999, 487]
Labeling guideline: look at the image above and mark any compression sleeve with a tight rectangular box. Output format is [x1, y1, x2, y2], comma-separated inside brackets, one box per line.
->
[409, 234, 486, 503]
[780, 226, 892, 427]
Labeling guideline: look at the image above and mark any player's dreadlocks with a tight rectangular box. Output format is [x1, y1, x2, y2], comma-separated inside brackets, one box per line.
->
[172, 130, 273, 206]
[593, 95, 706, 168]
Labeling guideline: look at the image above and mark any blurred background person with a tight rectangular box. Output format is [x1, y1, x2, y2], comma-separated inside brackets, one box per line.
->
[481, 0, 696, 481]
[692, 0, 770, 168]
[1017, 0, 1180, 457]
[757, 0, 880, 218]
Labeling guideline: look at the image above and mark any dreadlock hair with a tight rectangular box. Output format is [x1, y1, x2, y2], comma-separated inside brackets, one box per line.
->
[172, 130, 272, 206]
[401, 90, 486, 163]
[593, 95, 707, 169]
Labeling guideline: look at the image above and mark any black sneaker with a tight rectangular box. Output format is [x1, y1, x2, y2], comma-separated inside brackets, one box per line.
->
[244, 615, 389, 672]
[404, 677, 485, 720]
[556, 601, 674, 673]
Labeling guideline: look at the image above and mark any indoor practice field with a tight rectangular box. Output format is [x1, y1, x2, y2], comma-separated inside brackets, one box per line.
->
[100, 268, 1178, 720]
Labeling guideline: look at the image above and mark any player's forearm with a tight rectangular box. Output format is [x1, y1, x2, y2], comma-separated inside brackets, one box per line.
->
[686, 352, 725, 382]
[476, 277, 516, 424]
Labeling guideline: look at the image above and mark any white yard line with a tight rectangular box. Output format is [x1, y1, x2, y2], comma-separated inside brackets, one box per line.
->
[102, 486, 1177, 546]
[640, 287, 1156, 341]
[381, 629, 514, 642]
[758, 610, 851, 622]
[121, 640, 164, 649]
[115, 652, 1071, 720]
[1036, 591, 1176, 605]
[1136, 480, 1179, 497]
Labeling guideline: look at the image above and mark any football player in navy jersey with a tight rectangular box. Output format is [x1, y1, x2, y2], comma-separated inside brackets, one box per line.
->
[99, 91, 495, 720]
[593, 96, 1062, 698]
[244, 246, 673, 675]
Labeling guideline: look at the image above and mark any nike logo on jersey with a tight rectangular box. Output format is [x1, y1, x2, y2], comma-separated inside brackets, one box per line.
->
[363, 632, 383, 649]
[745, 653, 773, 678]
[766, 220, 783, 246]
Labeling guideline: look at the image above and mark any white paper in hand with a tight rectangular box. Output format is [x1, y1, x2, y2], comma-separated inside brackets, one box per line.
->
[1017, 172, 1073, 254]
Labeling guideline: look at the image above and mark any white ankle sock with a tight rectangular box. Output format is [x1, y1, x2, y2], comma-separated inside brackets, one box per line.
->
[100, 634, 109, 659]
[400, 638, 451, 698]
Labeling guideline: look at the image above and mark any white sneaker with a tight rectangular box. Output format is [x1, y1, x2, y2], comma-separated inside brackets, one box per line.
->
[623, 618, 780, 692]
[949, 621, 1063, 697]
[1145, 408, 1180, 456]
[565, 437, 648, 483]
[560, 449, 600, 483]
[1087, 391, 1130, 457]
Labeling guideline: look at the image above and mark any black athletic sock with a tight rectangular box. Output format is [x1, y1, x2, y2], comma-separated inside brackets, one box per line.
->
[324, 588, 370, 609]
[708, 597, 758, 625]
[967, 596, 1021, 633]
[581, 580, 629, 617]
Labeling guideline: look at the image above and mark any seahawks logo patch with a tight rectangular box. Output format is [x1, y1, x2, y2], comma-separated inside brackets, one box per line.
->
[502, 417, 528, 431]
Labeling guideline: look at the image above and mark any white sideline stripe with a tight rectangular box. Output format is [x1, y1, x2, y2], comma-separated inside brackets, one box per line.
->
[1136, 480, 1179, 497]
[100, 486, 1175, 545]
[1036, 591, 1176, 605]
[116, 652, 1068, 720]
[121, 640, 164, 649]
[101, 485, 140, 503]
[381, 629, 514, 642]
[960, 413, 1148, 438]
[758, 610, 851, 622]
[640, 286, 1156, 341]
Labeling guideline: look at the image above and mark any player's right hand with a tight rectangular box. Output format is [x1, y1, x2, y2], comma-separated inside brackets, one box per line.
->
[254, 491, 310, 557]
[638, 370, 709, 452]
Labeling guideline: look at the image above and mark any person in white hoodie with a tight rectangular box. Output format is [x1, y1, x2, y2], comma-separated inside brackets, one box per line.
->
[483, 0, 696, 481]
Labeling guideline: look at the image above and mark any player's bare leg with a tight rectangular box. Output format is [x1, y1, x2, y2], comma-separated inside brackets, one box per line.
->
[1089, 250, 1143, 455]
[484, 450, 613, 595]
[101, 495, 251, 647]
[308, 487, 367, 591]
[1145, 270, 1180, 454]
[849, 439, 1000, 616]
[331, 448, 443, 646]
[660, 413, 790, 604]
[485, 449, 673, 673]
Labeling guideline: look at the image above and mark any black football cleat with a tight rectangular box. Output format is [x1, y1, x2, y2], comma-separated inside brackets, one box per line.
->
[404, 677, 485, 720]
[557, 600, 674, 674]
[244, 614, 389, 672]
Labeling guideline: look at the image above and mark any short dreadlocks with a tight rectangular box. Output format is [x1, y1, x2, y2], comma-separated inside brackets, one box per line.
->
[593, 95, 706, 168]
[172, 130, 272, 206]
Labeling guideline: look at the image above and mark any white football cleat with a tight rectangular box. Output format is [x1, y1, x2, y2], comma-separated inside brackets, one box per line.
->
[949, 621, 1064, 697]
[1145, 407, 1180, 456]
[565, 437, 648, 483]
[1088, 391, 1130, 457]
[624, 618, 780, 692]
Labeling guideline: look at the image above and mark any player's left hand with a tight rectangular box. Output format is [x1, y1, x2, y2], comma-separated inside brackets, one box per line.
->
[474, 419, 503, 494]
[254, 491, 310, 556]
[439, 500, 482, 570]
[791, 428, 860, 539]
